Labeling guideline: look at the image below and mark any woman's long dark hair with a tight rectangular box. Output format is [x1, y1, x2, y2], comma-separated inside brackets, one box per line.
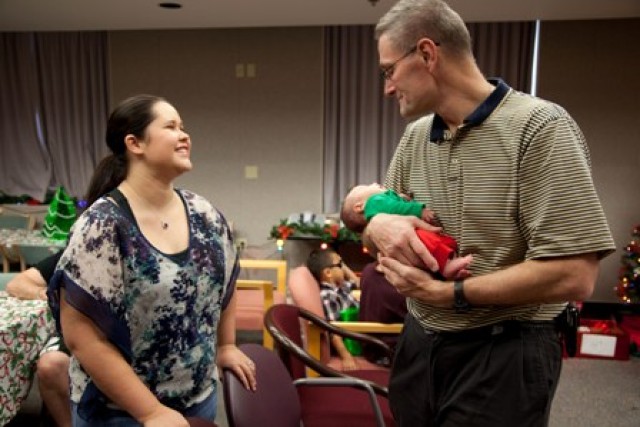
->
[83, 154, 127, 206]
[84, 94, 165, 206]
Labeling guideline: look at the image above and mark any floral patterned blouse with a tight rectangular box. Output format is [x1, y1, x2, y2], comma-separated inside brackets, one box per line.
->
[48, 188, 238, 420]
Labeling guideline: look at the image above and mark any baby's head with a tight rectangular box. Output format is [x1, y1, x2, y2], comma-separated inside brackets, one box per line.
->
[340, 183, 386, 233]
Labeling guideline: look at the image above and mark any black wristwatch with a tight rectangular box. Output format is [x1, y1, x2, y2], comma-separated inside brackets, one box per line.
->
[453, 280, 471, 313]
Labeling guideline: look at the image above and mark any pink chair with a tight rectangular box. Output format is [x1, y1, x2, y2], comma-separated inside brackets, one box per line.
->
[234, 259, 287, 349]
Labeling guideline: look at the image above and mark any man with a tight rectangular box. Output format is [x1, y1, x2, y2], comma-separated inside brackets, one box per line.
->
[364, 1, 616, 426]
[7, 250, 71, 427]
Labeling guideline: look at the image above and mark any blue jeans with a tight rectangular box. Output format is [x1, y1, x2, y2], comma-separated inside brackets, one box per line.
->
[71, 392, 217, 427]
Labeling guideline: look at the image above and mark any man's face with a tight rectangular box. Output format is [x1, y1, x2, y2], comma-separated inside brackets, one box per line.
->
[378, 35, 434, 119]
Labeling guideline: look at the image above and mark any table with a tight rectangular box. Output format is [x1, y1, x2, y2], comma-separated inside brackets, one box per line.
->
[0, 229, 64, 272]
[0, 205, 49, 229]
[0, 291, 55, 425]
[0, 229, 65, 248]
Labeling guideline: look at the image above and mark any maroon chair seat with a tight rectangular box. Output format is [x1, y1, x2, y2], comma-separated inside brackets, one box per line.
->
[222, 343, 392, 427]
[186, 417, 217, 427]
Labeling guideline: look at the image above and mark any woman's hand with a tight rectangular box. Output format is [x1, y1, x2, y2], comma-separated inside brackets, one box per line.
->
[217, 344, 257, 391]
[365, 214, 440, 272]
[140, 404, 189, 427]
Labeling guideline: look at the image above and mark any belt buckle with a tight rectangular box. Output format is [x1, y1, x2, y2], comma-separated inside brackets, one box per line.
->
[490, 324, 504, 335]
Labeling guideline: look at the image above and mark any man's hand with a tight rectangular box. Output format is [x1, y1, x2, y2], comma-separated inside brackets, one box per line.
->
[364, 213, 440, 272]
[378, 256, 451, 307]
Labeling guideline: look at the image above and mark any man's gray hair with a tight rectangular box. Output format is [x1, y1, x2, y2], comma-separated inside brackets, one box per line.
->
[375, 0, 472, 57]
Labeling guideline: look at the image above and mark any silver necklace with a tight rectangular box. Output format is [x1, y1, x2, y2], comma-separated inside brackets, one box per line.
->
[124, 183, 172, 231]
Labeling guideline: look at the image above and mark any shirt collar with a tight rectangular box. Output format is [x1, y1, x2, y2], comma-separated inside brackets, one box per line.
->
[429, 78, 510, 143]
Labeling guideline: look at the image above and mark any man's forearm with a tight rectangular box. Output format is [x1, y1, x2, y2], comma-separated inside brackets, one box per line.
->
[460, 253, 599, 306]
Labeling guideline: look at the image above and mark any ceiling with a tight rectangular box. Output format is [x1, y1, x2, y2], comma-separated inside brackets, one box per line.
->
[1, 0, 640, 32]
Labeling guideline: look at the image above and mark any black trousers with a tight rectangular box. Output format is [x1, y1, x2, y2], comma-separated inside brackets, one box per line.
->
[389, 315, 563, 427]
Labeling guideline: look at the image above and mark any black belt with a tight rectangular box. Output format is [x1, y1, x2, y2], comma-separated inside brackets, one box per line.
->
[428, 320, 557, 341]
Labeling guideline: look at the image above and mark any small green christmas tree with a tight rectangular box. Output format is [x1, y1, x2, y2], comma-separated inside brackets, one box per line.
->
[616, 224, 640, 304]
[42, 186, 77, 242]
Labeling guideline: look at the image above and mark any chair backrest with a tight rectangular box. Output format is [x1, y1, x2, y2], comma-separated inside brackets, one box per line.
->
[0, 213, 34, 230]
[0, 273, 19, 291]
[238, 259, 287, 296]
[287, 266, 332, 363]
[264, 304, 308, 380]
[288, 266, 323, 317]
[222, 343, 301, 427]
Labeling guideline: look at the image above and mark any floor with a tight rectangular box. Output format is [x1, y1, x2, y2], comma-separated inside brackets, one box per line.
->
[7, 355, 640, 427]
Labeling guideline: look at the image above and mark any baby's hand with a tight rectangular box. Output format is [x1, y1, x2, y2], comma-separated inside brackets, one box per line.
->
[421, 208, 436, 223]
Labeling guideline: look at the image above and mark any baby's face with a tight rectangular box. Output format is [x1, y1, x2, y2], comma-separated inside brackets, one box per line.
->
[349, 183, 385, 202]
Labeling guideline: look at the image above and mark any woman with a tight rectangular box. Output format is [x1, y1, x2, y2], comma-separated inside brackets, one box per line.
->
[48, 94, 256, 426]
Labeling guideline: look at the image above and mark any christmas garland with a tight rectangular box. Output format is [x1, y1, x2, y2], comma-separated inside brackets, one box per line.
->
[269, 218, 360, 244]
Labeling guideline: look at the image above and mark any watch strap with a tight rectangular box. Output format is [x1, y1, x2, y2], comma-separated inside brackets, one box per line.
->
[453, 280, 471, 313]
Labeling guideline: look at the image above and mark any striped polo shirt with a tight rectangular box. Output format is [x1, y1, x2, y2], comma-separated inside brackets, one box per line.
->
[384, 79, 615, 332]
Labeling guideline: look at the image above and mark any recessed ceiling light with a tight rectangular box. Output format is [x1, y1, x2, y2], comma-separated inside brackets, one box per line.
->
[159, 2, 182, 9]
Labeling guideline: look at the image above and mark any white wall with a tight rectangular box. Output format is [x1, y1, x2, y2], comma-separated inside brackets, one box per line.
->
[109, 27, 324, 249]
[537, 18, 640, 301]
[108, 19, 640, 302]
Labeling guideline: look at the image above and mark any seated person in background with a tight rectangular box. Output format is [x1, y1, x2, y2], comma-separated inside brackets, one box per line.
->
[358, 261, 408, 366]
[306, 248, 360, 371]
[341, 183, 472, 279]
[4, 154, 126, 427]
[7, 250, 70, 427]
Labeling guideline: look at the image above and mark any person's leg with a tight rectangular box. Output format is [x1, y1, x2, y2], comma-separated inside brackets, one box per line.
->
[37, 350, 71, 427]
[435, 323, 563, 427]
[70, 393, 216, 427]
[70, 403, 141, 427]
[388, 314, 435, 427]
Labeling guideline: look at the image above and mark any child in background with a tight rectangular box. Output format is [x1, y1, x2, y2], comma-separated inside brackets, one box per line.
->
[306, 248, 360, 371]
[341, 183, 472, 279]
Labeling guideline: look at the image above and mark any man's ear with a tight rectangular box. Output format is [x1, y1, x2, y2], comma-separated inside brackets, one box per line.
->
[124, 134, 144, 155]
[417, 37, 439, 67]
[354, 201, 365, 213]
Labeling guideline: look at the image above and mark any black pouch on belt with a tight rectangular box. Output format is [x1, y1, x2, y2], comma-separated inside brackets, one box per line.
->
[555, 302, 580, 357]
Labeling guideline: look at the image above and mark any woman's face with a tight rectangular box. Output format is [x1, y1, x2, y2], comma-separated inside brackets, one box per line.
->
[138, 101, 192, 177]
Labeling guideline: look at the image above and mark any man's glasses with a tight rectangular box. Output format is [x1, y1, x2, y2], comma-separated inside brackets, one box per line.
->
[380, 46, 418, 81]
[329, 260, 343, 269]
[380, 41, 441, 81]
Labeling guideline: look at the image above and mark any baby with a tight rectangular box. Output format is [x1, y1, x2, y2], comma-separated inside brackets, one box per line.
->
[341, 183, 472, 279]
